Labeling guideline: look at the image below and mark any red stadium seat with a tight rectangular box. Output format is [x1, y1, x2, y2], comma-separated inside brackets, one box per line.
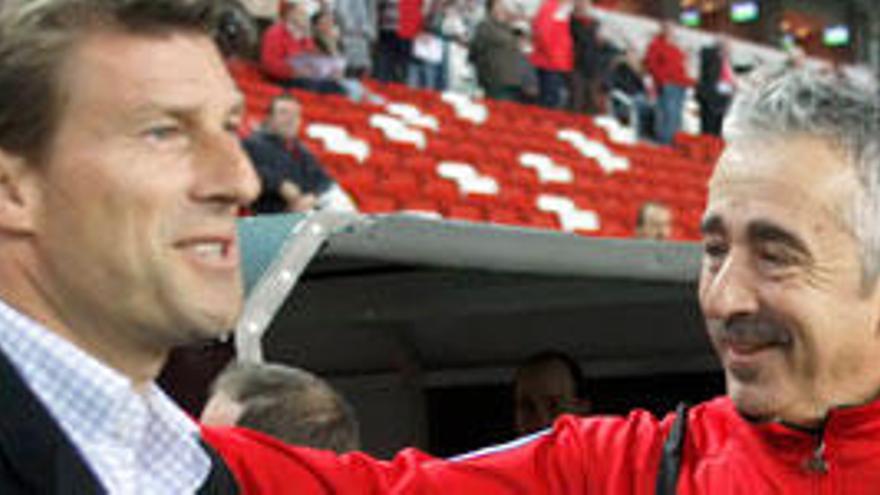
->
[231, 69, 714, 241]
[445, 204, 484, 222]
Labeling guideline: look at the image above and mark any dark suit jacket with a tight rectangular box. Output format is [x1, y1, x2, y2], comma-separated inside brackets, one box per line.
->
[243, 131, 335, 214]
[0, 347, 239, 494]
[696, 44, 728, 110]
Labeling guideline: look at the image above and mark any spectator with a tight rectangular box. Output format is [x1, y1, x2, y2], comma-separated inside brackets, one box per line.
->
[334, 0, 377, 77]
[607, 46, 654, 139]
[569, 0, 602, 114]
[374, 0, 422, 83]
[514, 351, 591, 436]
[469, 0, 524, 101]
[260, 0, 313, 81]
[309, 9, 383, 102]
[244, 94, 357, 213]
[635, 201, 673, 240]
[308, 9, 346, 79]
[0, 0, 297, 491]
[408, 0, 447, 90]
[435, 0, 477, 93]
[644, 21, 693, 144]
[696, 38, 735, 136]
[260, 0, 346, 94]
[202, 362, 360, 453]
[529, 0, 574, 109]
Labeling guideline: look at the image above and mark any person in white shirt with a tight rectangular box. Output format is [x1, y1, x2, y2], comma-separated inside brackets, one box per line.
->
[0, 1, 269, 492]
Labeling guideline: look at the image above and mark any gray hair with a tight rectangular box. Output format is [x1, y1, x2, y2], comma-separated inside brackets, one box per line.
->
[211, 362, 361, 453]
[723, 69, 880, 287]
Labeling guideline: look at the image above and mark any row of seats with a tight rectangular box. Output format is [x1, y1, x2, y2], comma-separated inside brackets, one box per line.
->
[228, 59, 722, 241]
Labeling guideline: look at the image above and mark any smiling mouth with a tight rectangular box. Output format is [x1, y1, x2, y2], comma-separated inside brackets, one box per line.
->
[191, 242, 227, 259]
[726, 340, 777, 355]
[176, 238, 238, 270]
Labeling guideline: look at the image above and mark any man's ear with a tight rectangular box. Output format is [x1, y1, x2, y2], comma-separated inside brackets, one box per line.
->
[0, 149, 39, 234]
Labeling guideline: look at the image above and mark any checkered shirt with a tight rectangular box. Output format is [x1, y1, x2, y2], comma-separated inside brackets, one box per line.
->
[0, 297, 211, 494]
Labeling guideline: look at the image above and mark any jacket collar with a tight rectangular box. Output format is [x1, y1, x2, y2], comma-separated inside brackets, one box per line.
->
[0, 346, 102, 493]
[721, 395, 880, 468]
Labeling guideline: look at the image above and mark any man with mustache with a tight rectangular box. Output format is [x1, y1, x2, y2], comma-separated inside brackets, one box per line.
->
[204, 69, 880, 494]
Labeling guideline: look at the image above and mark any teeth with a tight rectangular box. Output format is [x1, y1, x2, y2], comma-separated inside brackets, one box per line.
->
[191, 243, 224, 258]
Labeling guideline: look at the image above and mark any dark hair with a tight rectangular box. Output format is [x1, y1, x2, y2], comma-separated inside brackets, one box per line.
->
[212, 362, 360, 453]
[0, 0, 234, 163]
[213, 1, 258, 58]
[516, 350, 589, 399]
[309, 8, 339, 55]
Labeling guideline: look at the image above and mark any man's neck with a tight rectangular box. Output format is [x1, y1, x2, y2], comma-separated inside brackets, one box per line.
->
[0, 285, 165, 387]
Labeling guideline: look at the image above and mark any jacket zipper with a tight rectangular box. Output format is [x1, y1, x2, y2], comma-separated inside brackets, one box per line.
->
[805, 439, 828, 474]
[804, 425, 828, 495]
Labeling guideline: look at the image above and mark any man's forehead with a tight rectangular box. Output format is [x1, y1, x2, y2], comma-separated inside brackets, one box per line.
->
[711, 134, 855, 190]
[274, 99, 300, 111]
[65, 30, 240, 111]
[708, 136, 857, 216]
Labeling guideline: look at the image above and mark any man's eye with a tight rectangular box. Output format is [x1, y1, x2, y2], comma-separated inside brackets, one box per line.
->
[702, 240, 728, 272]
[143, 124, 183, 142]
[224, 119, 243, 134]
[758, 247, 795, 268]
[703, 241, 728, 258]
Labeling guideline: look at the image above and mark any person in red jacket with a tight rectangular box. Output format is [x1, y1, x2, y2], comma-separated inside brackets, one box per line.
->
[260, 0, 345, 94]
[205, 69, 880, 494]
[530, 0, 574, 108]
[643, 21, 693, 144]
[260, 0, 315, 81]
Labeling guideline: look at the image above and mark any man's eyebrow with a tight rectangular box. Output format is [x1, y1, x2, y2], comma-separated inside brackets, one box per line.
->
[123, 98, 244, 126]
[747, 220, 812, 257]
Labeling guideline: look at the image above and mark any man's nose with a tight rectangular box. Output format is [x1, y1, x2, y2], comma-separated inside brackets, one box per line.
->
[192, 130, 260, 208]
[700, 251, 760, 321]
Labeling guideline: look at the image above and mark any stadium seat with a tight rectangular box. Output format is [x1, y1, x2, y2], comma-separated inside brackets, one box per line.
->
[230, 60, 713, 241]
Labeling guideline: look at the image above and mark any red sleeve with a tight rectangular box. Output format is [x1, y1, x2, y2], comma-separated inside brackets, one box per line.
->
[261, 23, 295, 80]
[643, 38, 664, 83]
[202, 410, 668, 495]
[643, 39, 692, 87]
[529, 3, 552, 68]
[397, 0, 424, 39]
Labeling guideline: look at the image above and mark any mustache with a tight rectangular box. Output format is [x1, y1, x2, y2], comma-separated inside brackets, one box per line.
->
[708, 315, 792, 347]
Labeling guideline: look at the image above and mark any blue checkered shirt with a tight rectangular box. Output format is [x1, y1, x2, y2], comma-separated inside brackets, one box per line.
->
[0, 297, 212, 494]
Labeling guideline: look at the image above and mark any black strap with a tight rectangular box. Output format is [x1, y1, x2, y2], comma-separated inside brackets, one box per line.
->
[655, 402, 689, 495]
[198, 440, 241, 495]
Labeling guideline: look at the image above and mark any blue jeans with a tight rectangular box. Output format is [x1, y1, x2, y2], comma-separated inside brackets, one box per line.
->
[407, 59, 445, 90]
[537, 69, 569, 109]
[654, 84, 686, 144]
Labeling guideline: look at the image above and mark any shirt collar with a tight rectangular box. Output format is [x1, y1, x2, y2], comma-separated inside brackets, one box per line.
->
[0, 296, 208, 488]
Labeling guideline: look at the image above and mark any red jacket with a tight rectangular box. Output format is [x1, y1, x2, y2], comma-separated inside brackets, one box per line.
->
[644, 33, 693, 87]
[530, 0, 574, 72]
[260, 21, 316, 81]
[397, 0, 424, 40]
[203, 396, 880, 494]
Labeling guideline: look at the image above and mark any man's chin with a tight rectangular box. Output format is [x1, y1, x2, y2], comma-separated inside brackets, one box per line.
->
[727, 379, 781, 422]
[172, 302, 241, 345]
